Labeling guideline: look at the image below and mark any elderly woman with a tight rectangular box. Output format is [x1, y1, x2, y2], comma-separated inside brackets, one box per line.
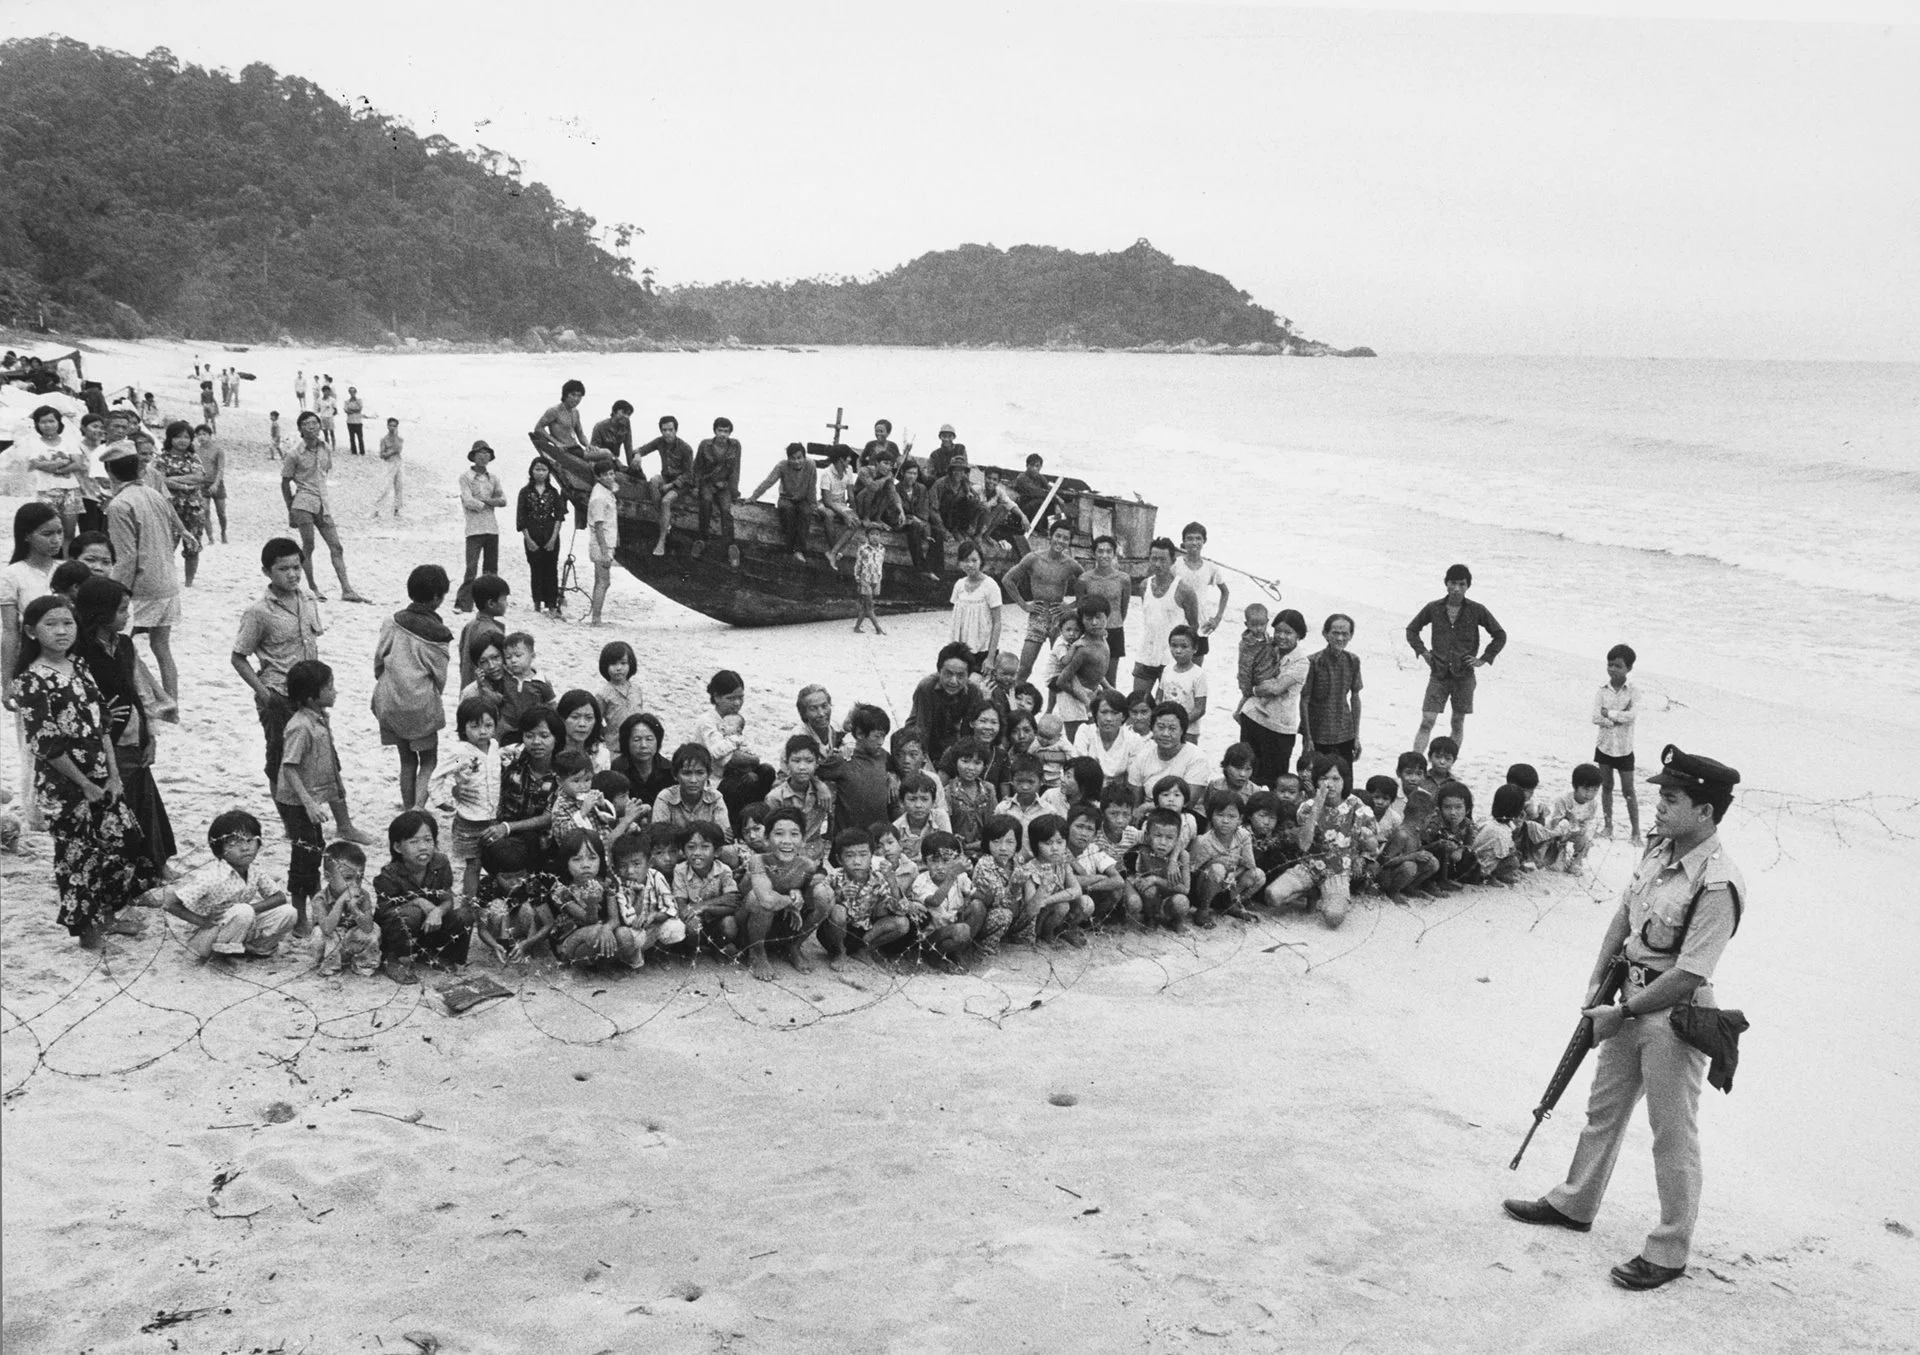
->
[1299, 612, 1363, 764]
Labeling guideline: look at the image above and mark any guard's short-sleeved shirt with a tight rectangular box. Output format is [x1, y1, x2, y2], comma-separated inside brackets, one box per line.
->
[1621, 833, 1744, 983]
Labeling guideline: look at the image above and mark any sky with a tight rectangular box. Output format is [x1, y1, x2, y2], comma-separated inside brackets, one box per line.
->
[3, 0, 1916, 360]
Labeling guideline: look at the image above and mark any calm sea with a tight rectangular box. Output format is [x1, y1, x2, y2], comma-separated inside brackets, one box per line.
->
[283, 346, 1920, 734]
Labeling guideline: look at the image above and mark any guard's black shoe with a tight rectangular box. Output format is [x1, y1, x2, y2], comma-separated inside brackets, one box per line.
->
[1610, 1256, 1685, 1290]
[1502, 1198, 1591, 1232]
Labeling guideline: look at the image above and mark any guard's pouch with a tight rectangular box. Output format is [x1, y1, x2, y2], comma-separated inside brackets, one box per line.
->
[1670, 1002, 1749, 1094]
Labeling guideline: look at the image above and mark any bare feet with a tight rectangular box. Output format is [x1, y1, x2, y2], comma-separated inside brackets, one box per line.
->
[786, 944, 815, 975]
[340, 591, 371, 604]
[827, 955, 848, 972]
[750, 953, 775, 982]
[872, 623, 886, 634]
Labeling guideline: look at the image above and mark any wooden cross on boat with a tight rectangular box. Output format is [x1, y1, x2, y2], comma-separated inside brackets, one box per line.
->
[826, 407, 848, 444]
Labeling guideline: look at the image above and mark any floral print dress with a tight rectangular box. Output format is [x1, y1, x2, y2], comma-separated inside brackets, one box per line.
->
[158, 441, 207, 538]
[12, 661, 152, 935]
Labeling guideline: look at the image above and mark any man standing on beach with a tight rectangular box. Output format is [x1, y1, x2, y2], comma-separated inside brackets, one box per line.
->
[280, 411, 367, 604]
[295, 370, 308, 412]
[344, 387, 367, 455]
[1505, 745, 1745, 1292]
[1001, 521, 1084, 683]
[1405, 563, 1505, 755]
[102, 446, 188, 703]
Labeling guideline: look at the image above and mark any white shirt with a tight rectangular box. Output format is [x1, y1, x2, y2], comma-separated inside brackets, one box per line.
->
[432, 739, 503, 821]
[1173, 555, 1225, 621]
[1073, 722, 1141, 781]
[1593, 681, 1638, 758]
[1156, 663, 1209, 728]
[0, 557, 55, 616]
[949, 574, 1003, 651]
[1126, 740, 1213, 796]
[588, 482, 619, 551]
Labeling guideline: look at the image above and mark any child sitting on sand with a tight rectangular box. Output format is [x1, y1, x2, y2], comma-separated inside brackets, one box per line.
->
[652, 743, 734, 842]
[135, 810, 297, 961]
[670, 821, 741, 953]
[817, 827, 905, 968]
[1366, 775, 1403, 840]
[1544, 764, 1604, 872]
[373, 811, 473, 982]
[1426, 737, 1460, 788]
[1188, 790, 1262, 926]
[966, 816, 1026, 952]
[1022, 814, 1089, 945]
[1423, 782, 1478, 889]
[940, 738, 994, 852]
[1376, 788, 1442, 904]
[612, 834, 681, 966]
[1504, 763, 1553, 867]
[314, 840, 381, 976]
[474, 835, 551, 964]
[1128, 809, 1193, 931]
[900, 830, 976, 963]
[742, 806, 830, 980]
[1475, 785, 1526, 886]
[1066, 804, 1135, 926]
[551, 830, 641, 968]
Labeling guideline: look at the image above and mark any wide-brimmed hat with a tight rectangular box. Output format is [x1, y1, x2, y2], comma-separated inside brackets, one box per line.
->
[468, 440, 495, 461]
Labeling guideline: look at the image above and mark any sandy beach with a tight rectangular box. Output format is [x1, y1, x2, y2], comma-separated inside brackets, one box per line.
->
[3, 339, 1916, 1353]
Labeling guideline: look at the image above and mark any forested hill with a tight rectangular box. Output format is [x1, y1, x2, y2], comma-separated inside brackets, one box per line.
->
[665, 241, 1367, 353]
[0, 37, 705, 343]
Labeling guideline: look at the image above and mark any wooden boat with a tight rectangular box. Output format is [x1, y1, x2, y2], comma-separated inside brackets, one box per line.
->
[528, 430, 1161, 628]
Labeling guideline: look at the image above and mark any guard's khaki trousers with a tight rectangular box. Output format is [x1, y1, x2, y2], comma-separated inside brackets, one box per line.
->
[1546, 1003, 1709, 1268]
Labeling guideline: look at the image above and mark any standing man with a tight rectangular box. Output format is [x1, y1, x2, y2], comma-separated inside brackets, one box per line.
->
[692, 417, 742, 563]
[279, 410, 367, 604]
[101, 447, 188, 704]
[592, 400, 635, 465]
[1405, 562, 1506, 755]
[747, 442, 819, 562]
[231, 537, 324, 793]
[455, 440, 507, 612]
[1131, 538, 1199, 697]
[1505, 745, 1746, 1292]
[295, 369, 308, 412]
[344, 386, 367, 455]
[999, 521, 1084, 683]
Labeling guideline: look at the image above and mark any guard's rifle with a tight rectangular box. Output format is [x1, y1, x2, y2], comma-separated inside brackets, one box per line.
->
[1510, 954, 1629, 1170]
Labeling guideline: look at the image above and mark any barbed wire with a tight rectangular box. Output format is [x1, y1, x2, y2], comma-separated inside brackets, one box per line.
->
[3, 787, 1912, 1095]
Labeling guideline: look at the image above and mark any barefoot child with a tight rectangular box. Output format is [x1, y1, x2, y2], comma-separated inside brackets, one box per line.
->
[902, 831, 975, 963]
[663, 820, 736, 954]
[940, 737, 994, 853]
[430, 696, 502, 900]
[613, 833, 682, 966]
[596, 641, 642, 759]
[1189, 790, 1262, 924]
[1545, 764, 1604, 872]
[1023, 815, 1089, 945]
[371, 565, 452, 809]
[373, 811, 473, 982]
[551, 830, 642, 968]
[766, 735, 837, 862]
[851, 522, 886, 634]
[275, 659, 374, 933]
[474, 836, 551, 964]
[1067, 803, 1136, 926]
[1376, 788, 1442, 904]
[134, 810, 297, 960]
[1128, 809, 1192, 931]
[966, 816, 1025, 952]
[1593, 643, 1641, 842]
[1476, 785, 1526, 886]
[816, 827, 904, 968]
[313, 839, 381, 975]
[742, 806, 829, 980]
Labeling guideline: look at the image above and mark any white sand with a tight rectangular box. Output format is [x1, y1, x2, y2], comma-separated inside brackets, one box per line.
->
[2, 340, 1916, 1352]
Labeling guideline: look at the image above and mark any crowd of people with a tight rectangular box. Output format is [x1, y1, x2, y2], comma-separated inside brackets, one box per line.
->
[2, 371, 1651, 980]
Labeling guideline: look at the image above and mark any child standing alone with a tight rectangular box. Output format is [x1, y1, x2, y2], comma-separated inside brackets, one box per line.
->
[1593, 642, 1641, 842]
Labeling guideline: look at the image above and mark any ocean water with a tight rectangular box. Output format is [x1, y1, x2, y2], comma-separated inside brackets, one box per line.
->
[165, 344, 1920, 734]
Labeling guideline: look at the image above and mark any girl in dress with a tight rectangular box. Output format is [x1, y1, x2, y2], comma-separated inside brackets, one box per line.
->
[596, 642, 642, 757]
[4, 503, 64, 827]
[9, 594, 153, 945]
[947, 539, 1002, 668]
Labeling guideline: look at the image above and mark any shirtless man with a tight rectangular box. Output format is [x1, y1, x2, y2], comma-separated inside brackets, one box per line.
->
[1000, 521, 1084, 683]
[532, 379, 589, 457]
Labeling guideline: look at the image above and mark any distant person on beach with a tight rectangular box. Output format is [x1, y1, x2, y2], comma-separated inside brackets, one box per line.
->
[373, 417, 403, 515]
[372, 565, 452, 811]
[1405, 563, 1507, 755]
[195, 425, 228, 545]
[232, 537, 324, 795]
[280, 412, 366, 603]
[747, 442, 820, 563]
[591, 400, 634, 465]
[1505, 745, 1745, 1292]
[693, 417, 741, 560]
[1594, 643, 1642, 842]
[1172, 523, 1229, 662]
[1001, 521, 1084, 683]
[315, 384, 338, 449]
[154, 421, 207, 586]
[269, 410, 284, 458]
[455, 440, 507, 613]
[294, 370, 308, 412]
[344, 387, 366, 455]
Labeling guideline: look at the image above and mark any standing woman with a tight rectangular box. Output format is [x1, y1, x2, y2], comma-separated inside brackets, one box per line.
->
[156, 421, 207, 587]
[1237, 608, 1312, 788]
[73, 576, 174, 873]
[517, 458, 566, 617]
[1299, 612, 1363, 764]
[9, 594, 153, 945]
[3, 503, 65, 828]
[948, 539, 1003, 671]
[22, 405, 87, 547]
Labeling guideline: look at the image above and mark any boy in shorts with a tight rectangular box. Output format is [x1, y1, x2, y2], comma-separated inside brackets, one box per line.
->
[671, 820, 742, 953]
[279, 410, 366, 602]
[1593, 643, 1641, 842]
[587, 458, 620, 624]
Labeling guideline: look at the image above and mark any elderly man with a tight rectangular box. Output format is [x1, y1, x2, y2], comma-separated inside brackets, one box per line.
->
[790, 683, 844, 754]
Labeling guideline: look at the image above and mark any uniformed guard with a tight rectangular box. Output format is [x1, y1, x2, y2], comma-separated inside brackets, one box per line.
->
[1503, 744, 1746, 1290]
